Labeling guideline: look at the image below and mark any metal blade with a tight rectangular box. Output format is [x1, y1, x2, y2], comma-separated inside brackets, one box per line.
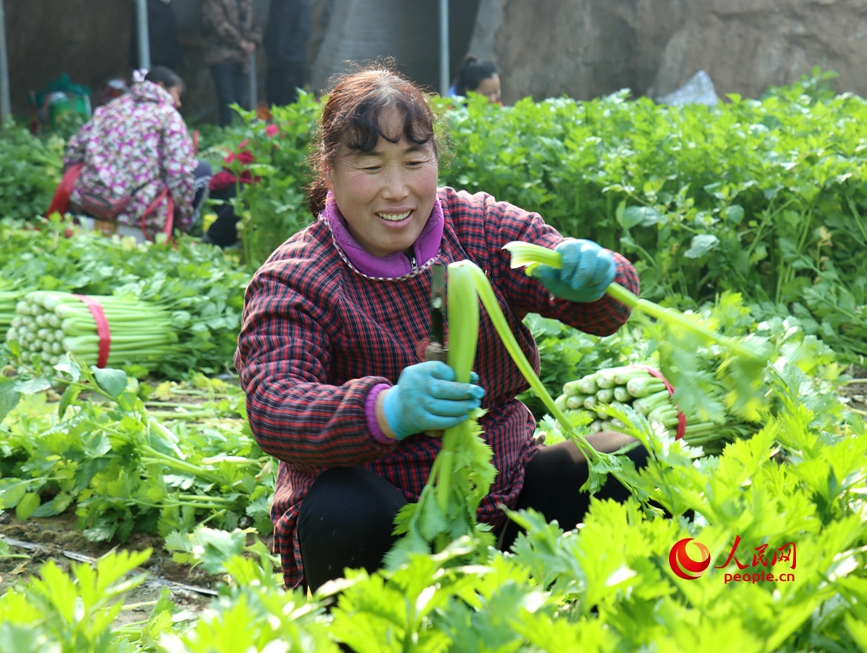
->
[430, 262, 446, 346]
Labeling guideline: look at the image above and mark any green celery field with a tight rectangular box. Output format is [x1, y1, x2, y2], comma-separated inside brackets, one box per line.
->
[1, 72, 866, 651]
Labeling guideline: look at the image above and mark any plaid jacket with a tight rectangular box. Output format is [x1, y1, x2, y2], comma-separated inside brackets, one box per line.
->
[235, 187, 639, 588]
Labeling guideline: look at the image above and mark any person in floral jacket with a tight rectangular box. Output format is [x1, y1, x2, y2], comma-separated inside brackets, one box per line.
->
[63, 67, 210, 238]
[201, 0, 263, 126]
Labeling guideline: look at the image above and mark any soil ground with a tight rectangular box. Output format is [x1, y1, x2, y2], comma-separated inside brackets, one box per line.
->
[0, 375, 254, 628]
[0, 511, 219, 627]
[840, 364, 867, 415]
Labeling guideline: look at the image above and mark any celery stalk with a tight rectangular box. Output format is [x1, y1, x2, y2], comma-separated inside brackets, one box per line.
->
[462, 261, 608, 463]
[566, 395, 587, 410]
[503, 241, 766, 360]
[435, 263, 480, 521]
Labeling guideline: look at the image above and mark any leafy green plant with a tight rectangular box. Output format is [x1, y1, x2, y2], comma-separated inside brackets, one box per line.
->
[1, 349, 865, 651]
[161, 525, 339, 653]
[436, 75, 867, 360]
[216, 94, 321, 268]
[0, 124, 64, 221]
[0, 217, 250, 376]
[0, 548, 161, 653]
[0, 353, 272, 543]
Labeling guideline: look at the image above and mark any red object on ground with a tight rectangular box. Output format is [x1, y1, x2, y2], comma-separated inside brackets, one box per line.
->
[140, 189, 174, 242]
[45, 164, 83, 218]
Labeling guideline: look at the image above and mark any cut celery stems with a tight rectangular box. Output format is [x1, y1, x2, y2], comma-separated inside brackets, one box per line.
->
[504, 241, 766, 361]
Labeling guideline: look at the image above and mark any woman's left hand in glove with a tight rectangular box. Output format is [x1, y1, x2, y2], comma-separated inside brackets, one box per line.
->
[533, 239, 616, 303]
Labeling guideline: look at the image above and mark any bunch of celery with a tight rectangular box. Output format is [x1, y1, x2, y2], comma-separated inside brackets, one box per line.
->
[559, 366, 675, 431]
[557, 365, 755, 453]
[5, 291, 180, 369]
[504, 241, 772, 425]
[387, 259, 639, 566]
[0, 289, 18, 338]
[386, 262, 497, 567]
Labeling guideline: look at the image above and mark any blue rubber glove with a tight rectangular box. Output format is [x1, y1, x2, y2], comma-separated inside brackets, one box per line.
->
[382, 361, 485, 440]
[533, 239, 616, 303]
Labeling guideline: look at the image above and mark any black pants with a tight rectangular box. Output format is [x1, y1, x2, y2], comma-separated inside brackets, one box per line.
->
[266, 62, 304, 107]
[210, 63, 248, 127]
[297, 437, 649, 591]
[204, 184, 241, 247]
[189, 159, 212, 232]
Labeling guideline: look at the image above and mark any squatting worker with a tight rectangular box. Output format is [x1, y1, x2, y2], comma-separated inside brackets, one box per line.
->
[63, 67, 211, 240]
[235, 65, 647, 591]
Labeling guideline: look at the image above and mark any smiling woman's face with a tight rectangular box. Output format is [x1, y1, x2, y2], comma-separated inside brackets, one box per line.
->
[325, 111, 439, 258]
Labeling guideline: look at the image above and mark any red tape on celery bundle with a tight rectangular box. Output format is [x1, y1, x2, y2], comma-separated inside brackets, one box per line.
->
[72, 294, 111, 368]
[641, 367, 686, 440]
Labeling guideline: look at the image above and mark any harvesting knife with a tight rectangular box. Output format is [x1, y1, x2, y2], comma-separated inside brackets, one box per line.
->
[424, 262, 448, 437]
[427, 262, 447, 359]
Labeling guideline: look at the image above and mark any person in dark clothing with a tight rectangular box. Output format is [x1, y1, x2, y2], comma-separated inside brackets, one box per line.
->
[201, 0, 263, 127]
[129, 0, 186, 71]
[264, 0, 312, 107]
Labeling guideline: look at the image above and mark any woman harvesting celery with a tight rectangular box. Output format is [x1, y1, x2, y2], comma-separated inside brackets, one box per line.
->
[235, 65, 645, 592]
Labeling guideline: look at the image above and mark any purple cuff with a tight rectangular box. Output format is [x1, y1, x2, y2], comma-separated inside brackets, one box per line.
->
[366, 383, 395, 445]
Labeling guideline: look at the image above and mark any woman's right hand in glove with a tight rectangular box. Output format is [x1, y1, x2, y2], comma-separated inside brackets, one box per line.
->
[380, 361, 485, 440]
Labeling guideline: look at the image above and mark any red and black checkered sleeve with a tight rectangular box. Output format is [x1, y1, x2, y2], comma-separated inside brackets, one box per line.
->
[235, 261, 394, 468]
[483, 195, 639, 336]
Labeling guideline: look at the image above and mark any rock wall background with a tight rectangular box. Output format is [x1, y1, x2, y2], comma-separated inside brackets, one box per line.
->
[475, 0, 867, 104]
[7, 0, 867, 122]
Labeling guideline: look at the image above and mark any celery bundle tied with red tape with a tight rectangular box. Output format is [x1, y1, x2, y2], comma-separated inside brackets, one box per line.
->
[505, 241, 773, 425]
[556, 365, 756, 453]
[5, 291, 180, 369]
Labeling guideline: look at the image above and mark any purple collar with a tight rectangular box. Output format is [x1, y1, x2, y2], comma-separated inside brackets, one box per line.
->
[322, 193, 443, 279]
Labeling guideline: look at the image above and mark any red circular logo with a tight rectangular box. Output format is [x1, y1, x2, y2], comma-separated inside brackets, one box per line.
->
[669, 537, 711, 580]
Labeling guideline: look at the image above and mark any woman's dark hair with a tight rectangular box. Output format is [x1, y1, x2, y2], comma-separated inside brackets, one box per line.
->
[454, 55, 499, 96]
[145, 66, 184, 91]
[307, 64, 439, 215]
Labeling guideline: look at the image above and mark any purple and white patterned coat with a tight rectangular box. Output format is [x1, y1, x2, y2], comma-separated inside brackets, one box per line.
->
[63, 81, 196, 234]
